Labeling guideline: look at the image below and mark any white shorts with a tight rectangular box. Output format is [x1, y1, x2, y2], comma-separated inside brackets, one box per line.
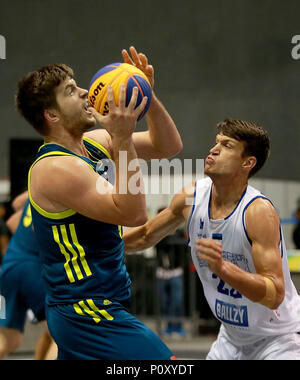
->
[207, 328, 300, 360]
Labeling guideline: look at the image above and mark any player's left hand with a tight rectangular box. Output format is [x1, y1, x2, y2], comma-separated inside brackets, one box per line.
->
[196, 238, 223, 274]
[122, 46, 154, 89]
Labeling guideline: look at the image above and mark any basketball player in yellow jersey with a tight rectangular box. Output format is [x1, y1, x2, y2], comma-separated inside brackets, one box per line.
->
[16, 46, 181, 359]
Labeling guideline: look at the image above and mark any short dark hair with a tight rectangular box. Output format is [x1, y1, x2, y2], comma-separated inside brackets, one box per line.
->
[16, 64, 74, 135]
[217, 118, 270, 177]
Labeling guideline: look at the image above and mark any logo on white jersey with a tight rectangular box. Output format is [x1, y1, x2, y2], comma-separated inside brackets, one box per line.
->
[215, 300, 249, 327]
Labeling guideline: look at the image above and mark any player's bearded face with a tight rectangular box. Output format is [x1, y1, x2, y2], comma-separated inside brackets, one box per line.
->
[55, 78, 96, 131]
[58, 103, 95, 132]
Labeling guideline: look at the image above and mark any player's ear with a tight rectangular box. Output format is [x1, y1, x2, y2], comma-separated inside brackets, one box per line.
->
[44, 108, 60, 124]
[242, 156, 257, 171]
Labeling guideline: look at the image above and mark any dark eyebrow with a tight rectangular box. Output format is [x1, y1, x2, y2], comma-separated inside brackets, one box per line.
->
[216, 137, 236, 145]
[64, 81, 76, 94]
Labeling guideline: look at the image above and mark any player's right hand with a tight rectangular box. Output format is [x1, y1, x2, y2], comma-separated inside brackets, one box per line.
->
[91, 85, 148, 140]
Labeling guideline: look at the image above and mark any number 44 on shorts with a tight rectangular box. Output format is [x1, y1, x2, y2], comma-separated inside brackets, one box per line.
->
[0, 295, 6, 319]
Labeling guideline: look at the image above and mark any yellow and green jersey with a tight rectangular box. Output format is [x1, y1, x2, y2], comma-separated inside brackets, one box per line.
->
[28, 137, 131, 306]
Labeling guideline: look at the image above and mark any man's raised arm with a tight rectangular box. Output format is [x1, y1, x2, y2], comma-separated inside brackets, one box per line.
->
[124, 182, 195, 252]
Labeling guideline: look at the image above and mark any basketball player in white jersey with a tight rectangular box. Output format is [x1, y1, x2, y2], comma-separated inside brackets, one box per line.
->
[124, 118, 300, 360]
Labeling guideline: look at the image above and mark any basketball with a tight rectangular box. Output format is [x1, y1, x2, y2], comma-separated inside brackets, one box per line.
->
[88, 63, 152, 121]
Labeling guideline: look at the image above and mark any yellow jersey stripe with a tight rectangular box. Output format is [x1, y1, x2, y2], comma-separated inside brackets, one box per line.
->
[73, 303, 86, 317]
[118, 225, 123, 239]
[60, 225, 83, 281]
[86, 299, 114, 321]
[37, 142, 58, 152]
[78, 300, 101, 323]
[52, 226, 75, 283]
[69, 224, 92, 277]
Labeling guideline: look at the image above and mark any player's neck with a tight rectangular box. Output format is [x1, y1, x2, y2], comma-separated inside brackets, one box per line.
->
[44, 129, 88, 157]
[211, 177, 248, 209]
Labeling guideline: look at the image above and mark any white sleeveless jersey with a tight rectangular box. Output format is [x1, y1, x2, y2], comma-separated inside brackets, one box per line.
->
[188, 177, 300, 346]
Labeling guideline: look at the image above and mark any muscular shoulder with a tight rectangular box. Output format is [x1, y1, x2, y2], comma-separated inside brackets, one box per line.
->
[33, 154, 91, 176]
[245, 197, 280, 244]
[245, 197, 278, 221]
[31, 155, 95, 195]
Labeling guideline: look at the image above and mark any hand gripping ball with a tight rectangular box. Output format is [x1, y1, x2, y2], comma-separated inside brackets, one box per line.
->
[88, 63, 152, 121]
